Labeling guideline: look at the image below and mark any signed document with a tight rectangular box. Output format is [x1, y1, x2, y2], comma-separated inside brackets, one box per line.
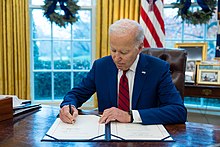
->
[43, 115, 105, 141]
[42, 115, 173, 142]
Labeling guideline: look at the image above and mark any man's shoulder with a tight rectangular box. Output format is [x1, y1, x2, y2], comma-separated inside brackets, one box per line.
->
[95, 55, 113, 63]
[93, 56, 115, 68]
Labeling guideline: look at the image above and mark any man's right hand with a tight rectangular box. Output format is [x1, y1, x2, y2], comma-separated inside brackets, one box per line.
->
[59, 105, 78, 124]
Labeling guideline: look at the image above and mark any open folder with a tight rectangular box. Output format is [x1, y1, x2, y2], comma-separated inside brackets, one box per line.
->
[42, 115, 174, 142]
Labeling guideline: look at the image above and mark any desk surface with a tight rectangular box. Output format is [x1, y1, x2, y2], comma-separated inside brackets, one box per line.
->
[0, 105, 220, 147]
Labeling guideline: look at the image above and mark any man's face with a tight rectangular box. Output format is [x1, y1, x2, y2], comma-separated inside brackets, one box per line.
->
[110, 34, 142, 71]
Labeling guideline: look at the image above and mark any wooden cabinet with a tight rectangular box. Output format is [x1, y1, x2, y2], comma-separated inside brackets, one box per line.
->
[184, 84, 220, 98]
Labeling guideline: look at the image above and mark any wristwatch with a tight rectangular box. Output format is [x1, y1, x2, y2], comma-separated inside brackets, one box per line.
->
[128, 110, 134, 123]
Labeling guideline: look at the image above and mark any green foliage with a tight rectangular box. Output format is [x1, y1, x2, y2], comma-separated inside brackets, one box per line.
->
[34, 57, 90, 69]
[34, 58, 90, 100]
[172, 0, 216, 25]
[42, 0, 80, 28]
[34, 72, 52, 100]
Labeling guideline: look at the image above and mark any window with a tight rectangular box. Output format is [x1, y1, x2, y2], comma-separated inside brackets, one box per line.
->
[164, 1, 220, 109]
[30, 0, 95, 107]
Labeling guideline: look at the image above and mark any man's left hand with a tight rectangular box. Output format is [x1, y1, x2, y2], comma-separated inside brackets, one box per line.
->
[99, 107, 131, 124]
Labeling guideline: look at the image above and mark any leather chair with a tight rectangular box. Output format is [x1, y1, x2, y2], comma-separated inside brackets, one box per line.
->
[142, 48, 187, 99]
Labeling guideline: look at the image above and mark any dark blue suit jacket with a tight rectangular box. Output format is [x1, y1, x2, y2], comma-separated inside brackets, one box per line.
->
[61, 53, 187, 124]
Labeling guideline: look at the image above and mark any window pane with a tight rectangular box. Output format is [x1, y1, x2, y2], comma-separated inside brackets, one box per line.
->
[77, 0, 92, 6]
[164, 8, 182, 39]
[32, 9, 51, 39]
[31, 0, 91, 6]
[207, 40, 217, 60]
[184, 23, 204, 40]
[54, 72, 71, 100]
[34, 72, 52, 100]
[72, 42, 91, 70]
[53, 41, 71, 69]
[164, 0, 176, 4]
[34, 41, 51, 69]
[165, 0, 197, 4]
[72, 10, 91, 39]
[31, 0, 44, 5]
[207, 15, 218, 39]
[52, 22, 71, 39]
[73, 72, 88, 87]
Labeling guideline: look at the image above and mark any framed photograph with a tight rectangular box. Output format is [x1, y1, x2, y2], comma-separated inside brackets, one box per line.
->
[197, 64, 220, 85]
[174, 42, 207, 61]
[185, 60, 196, 83]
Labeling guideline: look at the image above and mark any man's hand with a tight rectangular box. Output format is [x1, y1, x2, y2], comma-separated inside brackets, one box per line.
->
[99, 107, 131, 124]
[59, 105, 78, 124]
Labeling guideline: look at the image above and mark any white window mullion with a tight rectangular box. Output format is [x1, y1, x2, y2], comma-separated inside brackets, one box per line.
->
[51, 23, 54, 100]
[71, 25, 74, 89]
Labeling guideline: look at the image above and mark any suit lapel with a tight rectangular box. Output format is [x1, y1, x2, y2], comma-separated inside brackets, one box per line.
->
[108, 59, 118, 107]
[132, 53, 149, 109]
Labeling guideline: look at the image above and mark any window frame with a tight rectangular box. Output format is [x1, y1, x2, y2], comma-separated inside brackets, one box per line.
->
[29, 1, 96, 105]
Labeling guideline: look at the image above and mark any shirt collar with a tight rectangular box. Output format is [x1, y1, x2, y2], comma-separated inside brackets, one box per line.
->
[130, 54, 139, 72]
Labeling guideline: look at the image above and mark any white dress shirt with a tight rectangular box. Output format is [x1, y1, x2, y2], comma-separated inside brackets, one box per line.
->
[117, 54, 142, 123]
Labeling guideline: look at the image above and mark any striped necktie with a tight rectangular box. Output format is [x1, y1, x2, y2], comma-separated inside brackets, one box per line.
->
[118, 70, 129, 112]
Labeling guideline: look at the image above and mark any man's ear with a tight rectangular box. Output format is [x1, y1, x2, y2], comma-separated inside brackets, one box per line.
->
[138, 42, 144, 53]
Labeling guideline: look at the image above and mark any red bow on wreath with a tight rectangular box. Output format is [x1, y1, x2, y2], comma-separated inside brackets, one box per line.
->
[42, 0, 80, 28]
[44, 0, 73, 19]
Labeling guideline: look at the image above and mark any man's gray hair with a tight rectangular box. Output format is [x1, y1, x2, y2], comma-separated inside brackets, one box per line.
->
[109, 19, 144, 47]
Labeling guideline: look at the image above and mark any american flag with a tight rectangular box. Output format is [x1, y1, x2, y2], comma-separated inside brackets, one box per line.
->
[140, 0, 165, 48]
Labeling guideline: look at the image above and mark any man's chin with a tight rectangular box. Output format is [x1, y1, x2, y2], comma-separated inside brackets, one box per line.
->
[116, 66, 123, 70]
[116, 65, 126, 71]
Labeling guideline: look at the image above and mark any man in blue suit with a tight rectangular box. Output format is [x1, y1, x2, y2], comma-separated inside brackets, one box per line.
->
[59, 19, 187, 125]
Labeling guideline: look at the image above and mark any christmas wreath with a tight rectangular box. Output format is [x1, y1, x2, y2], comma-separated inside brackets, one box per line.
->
[172, 0, 216, 25]
[42, 0, 80, 28]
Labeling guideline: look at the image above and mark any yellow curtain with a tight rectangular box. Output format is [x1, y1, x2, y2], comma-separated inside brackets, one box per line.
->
[0, 0, 30, 100]
[94, 0, 140, 107]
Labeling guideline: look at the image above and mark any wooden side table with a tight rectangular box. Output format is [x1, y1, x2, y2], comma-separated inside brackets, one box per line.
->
[184, 84, 220, 99]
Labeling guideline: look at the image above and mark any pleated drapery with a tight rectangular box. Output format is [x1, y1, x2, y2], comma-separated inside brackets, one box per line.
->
[0, 0, 30, 99]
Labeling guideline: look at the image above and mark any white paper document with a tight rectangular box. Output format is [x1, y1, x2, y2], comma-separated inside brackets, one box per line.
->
[111, 122, 173, 141]
[43, 115, 105, 141]
[42, 115, 173, 142]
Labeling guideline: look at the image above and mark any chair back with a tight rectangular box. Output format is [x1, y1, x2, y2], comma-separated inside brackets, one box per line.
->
[142, 48, 187, 99]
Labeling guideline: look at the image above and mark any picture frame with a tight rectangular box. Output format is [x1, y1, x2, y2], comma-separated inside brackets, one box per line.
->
[197, 64, 220, 85]
[174, 42, 207, 61]
[185, 60, 196, 84]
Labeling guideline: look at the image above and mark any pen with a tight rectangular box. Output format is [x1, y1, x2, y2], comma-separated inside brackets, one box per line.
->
[69, 104, 73, 115]
[69, 104, 75, 124]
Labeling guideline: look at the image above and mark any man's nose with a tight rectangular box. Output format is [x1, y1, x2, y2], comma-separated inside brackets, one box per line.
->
[115, 52, 121, 61]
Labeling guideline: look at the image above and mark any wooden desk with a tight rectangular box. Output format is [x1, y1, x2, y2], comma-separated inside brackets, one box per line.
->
[185, 84, 220, 98]
[0, 106, 219, 147]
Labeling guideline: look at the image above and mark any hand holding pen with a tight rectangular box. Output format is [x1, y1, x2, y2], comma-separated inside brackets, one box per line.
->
[59, 104, 78, 124]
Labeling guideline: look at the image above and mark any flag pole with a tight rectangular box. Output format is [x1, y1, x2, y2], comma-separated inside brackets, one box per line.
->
[215, 0, 220, 59]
